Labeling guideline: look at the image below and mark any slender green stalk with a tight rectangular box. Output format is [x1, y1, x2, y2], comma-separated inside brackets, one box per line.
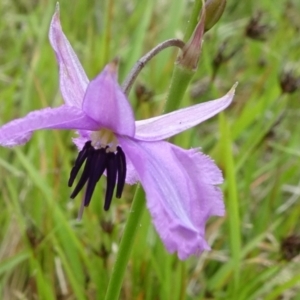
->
[104, 3, 205, 299]
[184, 0, 203, 40]
[164, 65, 195, 113]
[164, 1, 205, 113]
[104, 186, 145, 300]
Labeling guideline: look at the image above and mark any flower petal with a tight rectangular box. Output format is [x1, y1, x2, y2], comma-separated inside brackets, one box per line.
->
[49, 4, 89, 107]
[134, 84, 237, 141]
[118, 136, 224, 260]
[82, 63, 135, 137]
[0, 105, 99, 147]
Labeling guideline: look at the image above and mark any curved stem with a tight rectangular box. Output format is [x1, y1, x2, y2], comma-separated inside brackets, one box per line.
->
[104, 186, 145, 300]
[122, 38, 185, 95]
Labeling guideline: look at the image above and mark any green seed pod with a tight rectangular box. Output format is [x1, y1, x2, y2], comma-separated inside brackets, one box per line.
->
[204, 0, 227, 32]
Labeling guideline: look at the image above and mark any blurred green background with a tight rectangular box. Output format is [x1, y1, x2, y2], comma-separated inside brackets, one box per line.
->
[1, 0, 300, 299]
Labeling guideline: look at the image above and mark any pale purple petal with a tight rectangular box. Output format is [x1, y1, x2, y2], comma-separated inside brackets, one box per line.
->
[118, 136, 224, 260]
[82, 63, 135, 137]
[134, 84, 237, 141]
[123, 157, 140, 185]
[171, 146, 224, 219]
[0, 105, 99, 147]
[49, 4, 89, 107]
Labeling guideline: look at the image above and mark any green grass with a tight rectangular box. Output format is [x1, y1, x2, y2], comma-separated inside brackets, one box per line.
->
[1, 0, 300, 299]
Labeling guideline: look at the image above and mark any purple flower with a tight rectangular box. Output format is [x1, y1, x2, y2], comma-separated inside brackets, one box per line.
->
[0, 7, 236, 260]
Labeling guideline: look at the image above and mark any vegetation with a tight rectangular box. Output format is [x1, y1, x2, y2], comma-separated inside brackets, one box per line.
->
[0, 0, 300, 299]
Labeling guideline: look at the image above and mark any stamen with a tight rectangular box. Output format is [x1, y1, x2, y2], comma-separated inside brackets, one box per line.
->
[116, 146, 126, 198]
[68, 141, 92, 187]
[70, 146, 95, 199]
[69, 141, 127, 214]
[84, 148, 107, 206]
[104, 152, 118, 211]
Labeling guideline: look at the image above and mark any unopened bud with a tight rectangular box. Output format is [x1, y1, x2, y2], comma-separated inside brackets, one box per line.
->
[177, 13, 205, 71]
[203, 0, 227, 32]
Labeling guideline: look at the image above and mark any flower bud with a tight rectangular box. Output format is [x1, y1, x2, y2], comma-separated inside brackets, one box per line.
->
[177, 13, 205, 71]
[203, 0, 227, 32]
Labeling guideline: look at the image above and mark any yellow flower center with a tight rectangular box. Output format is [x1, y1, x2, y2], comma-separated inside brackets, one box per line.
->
[91, 128, 118, 152]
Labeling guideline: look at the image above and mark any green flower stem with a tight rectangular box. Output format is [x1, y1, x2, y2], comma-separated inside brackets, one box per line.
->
[104, 3, 205, 299]
[164, 0, 205, 113]
[184, 0, 203, 41]
[104, 185, 145, 300]
[164, 65, 195, 113]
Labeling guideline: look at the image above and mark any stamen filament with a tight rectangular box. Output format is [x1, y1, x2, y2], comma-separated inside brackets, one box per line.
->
[116, 146, 126, 198]
[70, 147, 95, 199]
[84, 148, 107, 206]
[68, 141, 91, 187]
[104, 152, 118, 211]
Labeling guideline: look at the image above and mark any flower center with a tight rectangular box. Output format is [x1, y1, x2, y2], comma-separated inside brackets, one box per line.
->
[90, 128, 118, 151]
[68, 135, 126, 218]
